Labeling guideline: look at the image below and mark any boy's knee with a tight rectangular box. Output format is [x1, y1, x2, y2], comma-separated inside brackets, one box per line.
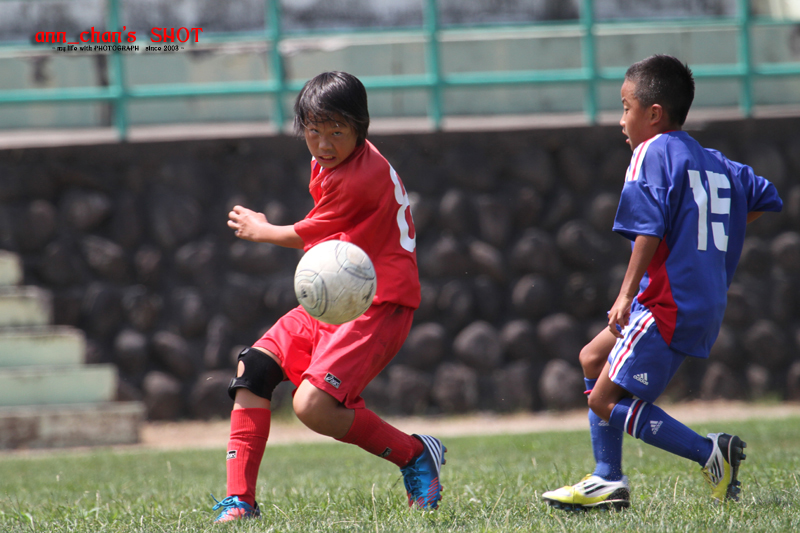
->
[292, 383, 333, 428]
[587, 393, 613, 422]
[228, 347, 284, 401]
[579, 346, 605, 376]
[292, 387, 315, 423]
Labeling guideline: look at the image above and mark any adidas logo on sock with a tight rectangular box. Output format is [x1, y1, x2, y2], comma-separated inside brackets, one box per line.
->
[650, 420, 663, 435]
[633, 373, 649, 385]
[598, 420, 610, 427]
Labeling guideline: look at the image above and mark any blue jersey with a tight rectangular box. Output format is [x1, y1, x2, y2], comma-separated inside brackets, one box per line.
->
[613, 131, 782, 358]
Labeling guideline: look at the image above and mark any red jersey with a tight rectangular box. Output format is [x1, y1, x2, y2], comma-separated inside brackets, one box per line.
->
[293, 140, 421, 310]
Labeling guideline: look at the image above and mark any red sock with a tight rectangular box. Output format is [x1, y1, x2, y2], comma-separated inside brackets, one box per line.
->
[338, 408, 424, 467]
[226, 408, 271, 507]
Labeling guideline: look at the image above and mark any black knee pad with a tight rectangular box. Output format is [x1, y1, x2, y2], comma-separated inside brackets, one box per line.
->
[228, 347, 284, 401]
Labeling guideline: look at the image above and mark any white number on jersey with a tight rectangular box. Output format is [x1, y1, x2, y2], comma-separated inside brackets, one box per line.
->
[688, 169, 730, 252]
[390, 166, 416, 252]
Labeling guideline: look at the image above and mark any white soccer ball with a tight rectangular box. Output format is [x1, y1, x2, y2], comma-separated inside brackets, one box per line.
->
[294, 240, 377, 325]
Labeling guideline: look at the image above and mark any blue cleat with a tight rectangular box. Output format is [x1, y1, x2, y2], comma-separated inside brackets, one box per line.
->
[211, 494, 261, 523]
[401, 434, 447, 510]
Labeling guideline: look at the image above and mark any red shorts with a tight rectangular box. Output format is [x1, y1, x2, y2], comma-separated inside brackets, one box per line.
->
[253, 302, 414, 409]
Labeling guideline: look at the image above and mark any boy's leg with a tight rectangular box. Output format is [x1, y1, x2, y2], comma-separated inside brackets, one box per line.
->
[579, 328, 617, 383]
[225, 391, 271, 509]
[294, 380, 445, 509]
[293, 380, 423, 467]
[592, 362, 745, 501]
[580, 330, 624, 481]
[297, 303, 446, 509]
[590, 324, 714, 467]
[606, 395, 712, 465]
[542, 331, 628, 511]
[588, 399, 624, 481]
[215, 347, 284, 522]
[600, 388, 746, 499]
[591, 308, 748, 502]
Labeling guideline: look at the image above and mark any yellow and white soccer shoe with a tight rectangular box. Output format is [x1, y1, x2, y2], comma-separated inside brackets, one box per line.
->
[542, 474, 630, 511]
[702, 433, 747, 502]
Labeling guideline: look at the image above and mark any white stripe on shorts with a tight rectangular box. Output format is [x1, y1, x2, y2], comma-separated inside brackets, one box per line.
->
[609, 308, 655, 382]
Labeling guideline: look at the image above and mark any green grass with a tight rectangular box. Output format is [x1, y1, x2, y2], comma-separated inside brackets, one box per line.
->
[1, 416, 800, 532]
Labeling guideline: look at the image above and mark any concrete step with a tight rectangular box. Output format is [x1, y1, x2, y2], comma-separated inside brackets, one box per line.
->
[0, 286, 52, 327]
[0, 402, 145, 449]
[0, 326, 85, 367]
[0, 251, 22, 286]
[0, 364, 117, 407]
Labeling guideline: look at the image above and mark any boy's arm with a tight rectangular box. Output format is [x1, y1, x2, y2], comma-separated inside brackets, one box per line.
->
[608, 234, 661, 339]
[228, 205, 305, 249]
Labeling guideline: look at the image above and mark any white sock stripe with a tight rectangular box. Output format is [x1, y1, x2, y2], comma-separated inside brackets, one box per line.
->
[632, 400, 647, 438]
[624, 399, 638, 433]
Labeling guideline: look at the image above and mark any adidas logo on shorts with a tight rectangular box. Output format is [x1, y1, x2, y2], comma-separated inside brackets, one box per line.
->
[633, 373, 649, 386]
[650, 420, 663, 435]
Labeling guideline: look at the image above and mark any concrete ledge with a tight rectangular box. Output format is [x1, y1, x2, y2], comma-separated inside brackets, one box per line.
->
[0, 402, 145, 449]
[0, 326, 85, 367]
[0, 287, 52, 327]
[0, 364, 117, 406]
[2, 103, 800, 150]
[0, 252, 22, 286]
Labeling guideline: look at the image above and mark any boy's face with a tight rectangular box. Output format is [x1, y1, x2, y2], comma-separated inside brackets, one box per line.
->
[303, 114, 358, 169]
[620, 78, 661, 151]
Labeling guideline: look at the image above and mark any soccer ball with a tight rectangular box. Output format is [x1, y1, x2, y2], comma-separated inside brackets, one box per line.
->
[294, 240, 377, 325]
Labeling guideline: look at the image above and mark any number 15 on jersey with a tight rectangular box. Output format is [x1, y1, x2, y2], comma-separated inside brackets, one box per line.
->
[688, 169, 730, 252]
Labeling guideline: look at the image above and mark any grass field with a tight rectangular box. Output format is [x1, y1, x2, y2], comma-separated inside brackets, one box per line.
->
[1, 415, 799, 532]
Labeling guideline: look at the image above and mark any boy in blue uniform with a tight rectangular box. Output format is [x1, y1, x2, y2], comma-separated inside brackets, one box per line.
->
[543, 55, 783, 510]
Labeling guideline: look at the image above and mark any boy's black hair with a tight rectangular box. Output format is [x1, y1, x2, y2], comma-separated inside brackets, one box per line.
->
[293, 71, 370, 144]
[625, 54, 695, 126]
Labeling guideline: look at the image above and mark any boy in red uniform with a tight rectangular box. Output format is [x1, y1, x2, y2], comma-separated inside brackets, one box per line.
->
[212, 71, 445, 522]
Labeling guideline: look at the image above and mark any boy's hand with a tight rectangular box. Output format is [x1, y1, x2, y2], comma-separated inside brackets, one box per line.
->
[608, 235, 661, 339]
[228, 205, 269, 242]
[607, 293, 633, 339]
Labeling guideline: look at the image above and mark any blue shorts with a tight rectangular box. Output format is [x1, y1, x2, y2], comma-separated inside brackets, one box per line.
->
[607, 301, 685, 403]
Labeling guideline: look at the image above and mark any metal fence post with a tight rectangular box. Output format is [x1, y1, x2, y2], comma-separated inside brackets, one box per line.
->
[581, 0, 598, 124]
[424, 0, 443, 130]
[268, 0, 286, 132]
[737, 0, 753, 117]
[108, 0, 128, 140]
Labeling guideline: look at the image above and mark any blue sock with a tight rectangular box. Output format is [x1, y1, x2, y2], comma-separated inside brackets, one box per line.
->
[609, 398, 713, 466]
[584, 378, 624, 481]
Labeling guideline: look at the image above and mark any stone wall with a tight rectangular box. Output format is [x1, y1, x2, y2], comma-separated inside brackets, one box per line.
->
[1, 117, 798, 419]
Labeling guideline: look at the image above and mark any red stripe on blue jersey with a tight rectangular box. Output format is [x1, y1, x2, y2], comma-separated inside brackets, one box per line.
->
[637, 238, 678, 346]
[625, 134, 661, 182]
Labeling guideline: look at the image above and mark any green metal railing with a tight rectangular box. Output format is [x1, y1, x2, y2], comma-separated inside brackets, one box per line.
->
[0, 0, 799, 139]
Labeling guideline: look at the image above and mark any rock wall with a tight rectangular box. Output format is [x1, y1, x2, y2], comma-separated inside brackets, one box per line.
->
[1, 117, 798, 419]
